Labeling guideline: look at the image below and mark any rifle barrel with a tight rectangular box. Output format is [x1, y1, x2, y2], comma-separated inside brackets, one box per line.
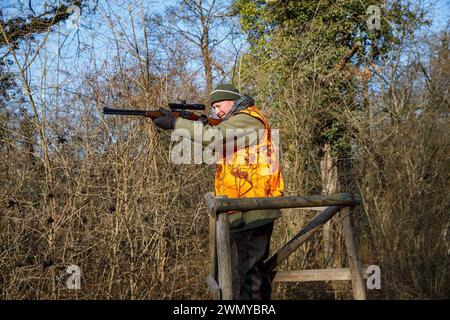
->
[103, 107, 147, 116]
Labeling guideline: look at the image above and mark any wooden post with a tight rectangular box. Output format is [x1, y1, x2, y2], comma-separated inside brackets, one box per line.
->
[216, 213, 233, 300]
[209, 214, 218, 280]
[341, 207, 367, 300]
[208, 214, 219, 299]
[206, 274, 220, 300]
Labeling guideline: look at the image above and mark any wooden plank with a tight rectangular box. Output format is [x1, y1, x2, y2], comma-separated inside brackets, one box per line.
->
[216, 213, 233, 300]
[273, 268, 370, 282]
[341, 207, 367, 300]
[299, 207, 329, 211]
[273, 268, 351, 282]
[264, 206, 343, 272]
[206, 274, 220, 300]
[210, 193, 360, 213]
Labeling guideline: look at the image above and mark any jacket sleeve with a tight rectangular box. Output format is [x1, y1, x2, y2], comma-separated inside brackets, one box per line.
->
[173, 113, 265, 149]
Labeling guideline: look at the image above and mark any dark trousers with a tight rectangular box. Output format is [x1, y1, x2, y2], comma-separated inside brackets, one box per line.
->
[230, 222, 274, 300]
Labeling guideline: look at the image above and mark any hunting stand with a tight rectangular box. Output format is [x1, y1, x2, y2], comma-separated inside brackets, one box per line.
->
[204, 192, 367, 300]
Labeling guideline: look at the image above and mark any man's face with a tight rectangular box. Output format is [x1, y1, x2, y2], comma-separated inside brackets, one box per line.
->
[212, 100, 234, 119]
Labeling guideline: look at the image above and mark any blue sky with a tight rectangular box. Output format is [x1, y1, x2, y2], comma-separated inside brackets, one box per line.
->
[2, 0, 448, 114]
[429, 0, 449, 31]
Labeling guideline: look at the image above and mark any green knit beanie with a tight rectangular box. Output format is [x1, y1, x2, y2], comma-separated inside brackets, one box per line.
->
[209, 84, 241, 105]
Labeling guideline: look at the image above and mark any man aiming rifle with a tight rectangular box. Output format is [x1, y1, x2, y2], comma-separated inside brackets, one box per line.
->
[152, 84, 285, 300]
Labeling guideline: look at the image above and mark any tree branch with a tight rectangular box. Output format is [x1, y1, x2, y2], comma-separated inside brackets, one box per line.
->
[0, 0, 83, 48]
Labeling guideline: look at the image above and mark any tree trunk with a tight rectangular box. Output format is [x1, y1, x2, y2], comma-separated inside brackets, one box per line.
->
[200, 15, 213, 96]
[320, 143, 339, 266]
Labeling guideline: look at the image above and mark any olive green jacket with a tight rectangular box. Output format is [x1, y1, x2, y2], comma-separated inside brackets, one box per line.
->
[174, 112, 282, 233]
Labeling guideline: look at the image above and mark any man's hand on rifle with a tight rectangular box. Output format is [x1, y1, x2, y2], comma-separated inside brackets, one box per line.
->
[152, 109, 176, 130]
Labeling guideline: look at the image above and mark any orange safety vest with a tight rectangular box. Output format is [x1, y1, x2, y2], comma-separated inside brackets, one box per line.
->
[214, 106, 284, 199]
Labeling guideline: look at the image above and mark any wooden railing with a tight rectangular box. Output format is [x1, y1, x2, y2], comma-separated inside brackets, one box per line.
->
[204, 192, 366, 300]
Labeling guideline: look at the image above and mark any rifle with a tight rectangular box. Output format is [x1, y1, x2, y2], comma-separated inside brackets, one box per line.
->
[103, 101, 221, 126]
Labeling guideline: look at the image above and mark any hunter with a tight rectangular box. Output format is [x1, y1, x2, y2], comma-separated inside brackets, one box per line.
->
[152, 83, 284, 300]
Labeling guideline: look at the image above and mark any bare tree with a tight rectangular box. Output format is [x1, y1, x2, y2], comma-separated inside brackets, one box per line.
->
[151, 0, 238, 96]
